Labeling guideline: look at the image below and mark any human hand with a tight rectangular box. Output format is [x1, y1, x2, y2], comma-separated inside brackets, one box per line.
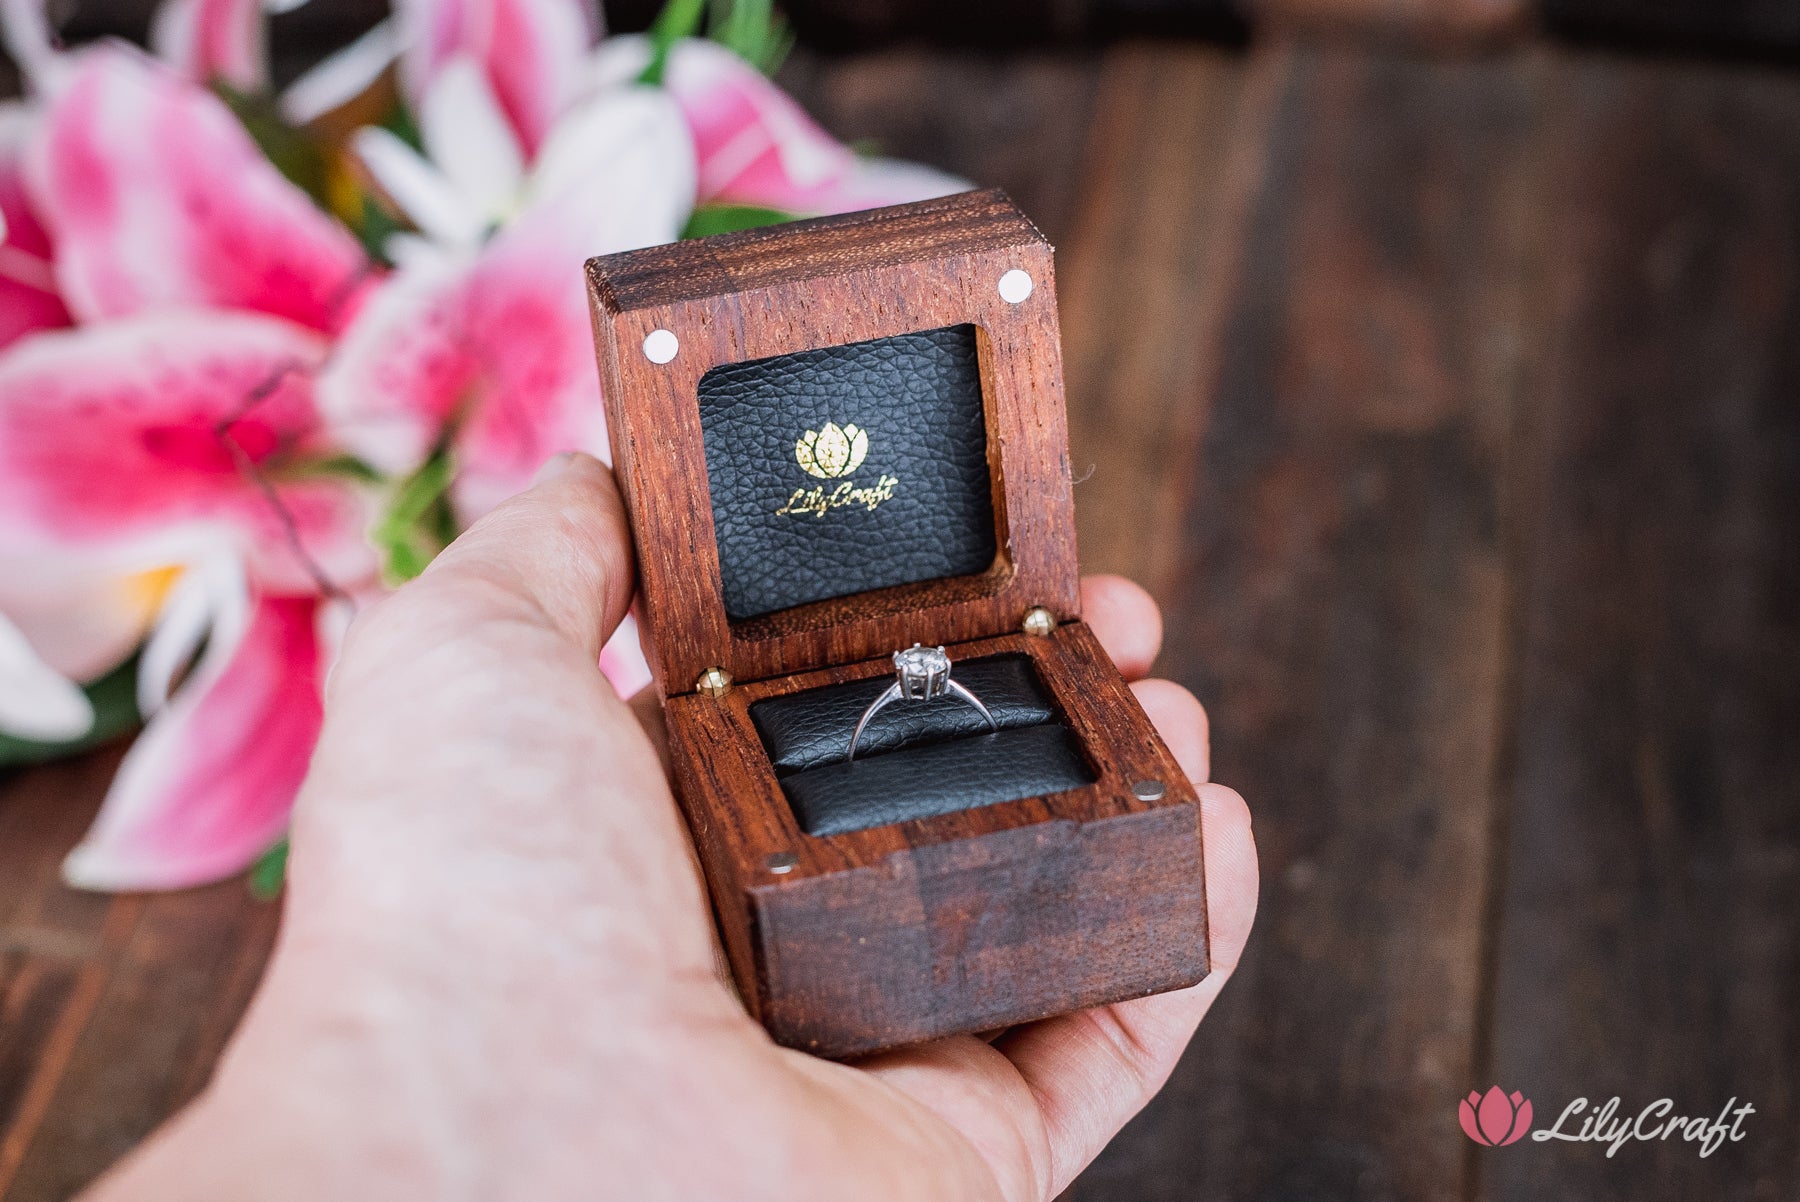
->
[88, 453, 1258, 1202]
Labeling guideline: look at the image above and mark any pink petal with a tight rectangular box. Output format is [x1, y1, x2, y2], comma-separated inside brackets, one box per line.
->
[150, 0, 266, 92]
[315, 246, 475, 476]
[62, 592, 322, 890]
[0, 103, 70, 349]
[398, 0, 593, 157]
[319, 241, 601, 521]
[29, 48, 369, 333]
[0, 309, 377, 595]
[1458, 1098, 1488, 1145]
[651, 38, 968, 216]
[446, 221, 613, 518]
[1477, 1085, 1518, 1146]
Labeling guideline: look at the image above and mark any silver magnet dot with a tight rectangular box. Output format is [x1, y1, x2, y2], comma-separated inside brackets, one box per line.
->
[1131, 779, 1166, 801]
[998, 268, 1034, 304]
[765, 852, 799, 875]
[642, 328, 679, 363]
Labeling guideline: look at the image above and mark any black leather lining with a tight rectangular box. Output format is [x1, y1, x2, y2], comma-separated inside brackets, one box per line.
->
[695, 324, 998, 620]
[783, 724, 1093, 837]
[750, 653, 1093, 836]
[749, 654, 1054, 772]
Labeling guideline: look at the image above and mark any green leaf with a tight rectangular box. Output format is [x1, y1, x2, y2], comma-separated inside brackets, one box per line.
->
[640, 0, 707, 85]
[213, 84, 333, 212]
[0, 656, 143, 769]
[642, 0, 791, 85]
[707, 0, 793, 76]
[249, 838, 289, 900]
[373, 450, 458, 585]
[301, 454, 386, 484]
[353, 193, 409, 267]
[681, 203, 796, 239]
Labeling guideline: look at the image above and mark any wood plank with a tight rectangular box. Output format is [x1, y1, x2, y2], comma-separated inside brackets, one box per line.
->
[2, 883, 280, 1202]
[1480, 51, 1800, 1202]
[1068, 41, 1540, 1200]
[777, 48, 1101, 246]
[1055, 42, 1255, 596]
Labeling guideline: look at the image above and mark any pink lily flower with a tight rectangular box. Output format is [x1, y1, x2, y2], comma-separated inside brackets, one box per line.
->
[0, 46, 382, 890]
[0, 311, 373, 890]
[588, 36, 969, 216]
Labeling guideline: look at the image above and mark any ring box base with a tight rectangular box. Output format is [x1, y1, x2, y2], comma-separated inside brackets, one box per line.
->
[665, 622, 1207, 1058]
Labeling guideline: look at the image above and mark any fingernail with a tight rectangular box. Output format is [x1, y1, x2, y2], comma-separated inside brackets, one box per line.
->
[532, 452, 580, 486]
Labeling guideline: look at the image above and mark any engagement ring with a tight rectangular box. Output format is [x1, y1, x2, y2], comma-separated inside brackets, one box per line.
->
[847, 644, 997, 762]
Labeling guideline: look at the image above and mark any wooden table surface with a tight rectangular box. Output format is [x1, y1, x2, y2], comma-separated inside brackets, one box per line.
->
[3, 34, 1798, 1202]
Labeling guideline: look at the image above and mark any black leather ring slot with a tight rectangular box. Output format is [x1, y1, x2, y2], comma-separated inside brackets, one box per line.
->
[750, 654, 1055, 772]
[751, 654, 1094, 836]
[783, 724, 1094, 837]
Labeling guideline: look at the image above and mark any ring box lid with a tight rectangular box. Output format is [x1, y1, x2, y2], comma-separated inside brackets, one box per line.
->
[586, 189, 1080, 697]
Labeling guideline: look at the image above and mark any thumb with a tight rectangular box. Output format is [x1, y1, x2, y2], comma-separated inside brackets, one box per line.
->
[413, 452, 636, 660]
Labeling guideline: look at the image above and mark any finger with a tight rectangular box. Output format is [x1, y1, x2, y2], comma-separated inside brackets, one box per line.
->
[407, 451, 635, 660]
[1080, 575, 1162, 680]
[989, 782, 1257, 1195]
[1131, 679, 1210, 784]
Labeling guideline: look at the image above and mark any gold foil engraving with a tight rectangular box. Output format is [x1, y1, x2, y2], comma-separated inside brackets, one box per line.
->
[776, 474, 899, 518]
[795, 422, 868, 479]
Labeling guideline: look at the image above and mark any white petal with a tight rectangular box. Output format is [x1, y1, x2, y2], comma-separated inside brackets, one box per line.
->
[523, 84, 694, 257]
[417, 56, 526, 219]
[583, 33, 651, 93]
[136, 553, 246, 715]
[0, 611, 94, 741]
[279, 17, 403, 124]
[352, 125, 487, 248]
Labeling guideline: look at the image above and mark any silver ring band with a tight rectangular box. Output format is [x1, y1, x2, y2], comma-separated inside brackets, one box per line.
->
[847, 644, 998, 762]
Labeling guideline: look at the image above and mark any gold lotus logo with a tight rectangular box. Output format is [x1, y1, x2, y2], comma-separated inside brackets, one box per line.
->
[795, 422, 868, 479]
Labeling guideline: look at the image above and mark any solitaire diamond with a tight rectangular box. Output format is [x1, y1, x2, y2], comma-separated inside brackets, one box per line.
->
[893, 644, 952, 700]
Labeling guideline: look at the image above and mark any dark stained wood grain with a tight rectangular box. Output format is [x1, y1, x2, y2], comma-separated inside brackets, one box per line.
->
[776, 49, 1102, 248]
[1479, 54, 1800, 1202]
[1070, 41, 1541, 1201]
[0, 758, 280, 1202]
[1057, 43, 1261, 596]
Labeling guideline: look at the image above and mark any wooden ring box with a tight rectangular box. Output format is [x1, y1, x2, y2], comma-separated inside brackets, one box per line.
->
[586, 189, 1209, 1058]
